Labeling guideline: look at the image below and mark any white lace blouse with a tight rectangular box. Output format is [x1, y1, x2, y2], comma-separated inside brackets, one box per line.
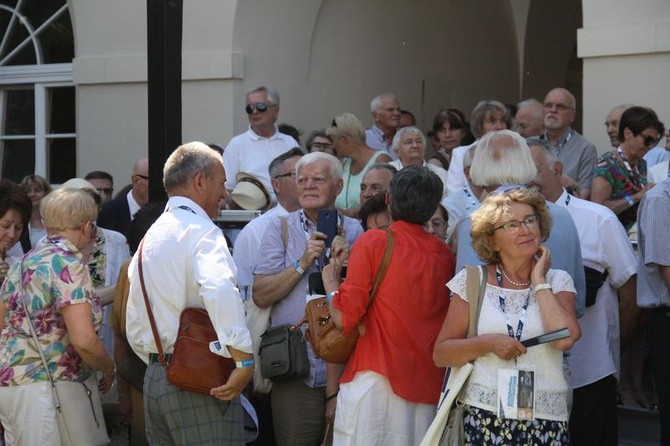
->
[447, 267, 576, 421]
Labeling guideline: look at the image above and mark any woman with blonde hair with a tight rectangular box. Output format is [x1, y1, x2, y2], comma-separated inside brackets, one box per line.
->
[434, 187, 580, 445]
[0, 188, 115, 444]
[19, 175, 52, 249]
[328, 113, 392, 216]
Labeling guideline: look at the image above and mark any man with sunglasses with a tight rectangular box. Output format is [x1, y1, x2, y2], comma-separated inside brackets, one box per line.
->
[98, 157, 149, 236]
[540, 87, 598, 199]
[223, 86, 298, 205]
[84, 170, 115, 204]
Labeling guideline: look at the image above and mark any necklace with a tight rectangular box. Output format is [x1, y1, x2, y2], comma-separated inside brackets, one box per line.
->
[499, 264, 531, 287]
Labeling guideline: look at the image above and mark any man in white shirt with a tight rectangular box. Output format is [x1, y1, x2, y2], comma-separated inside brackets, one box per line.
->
[231, 147, 303, 444]
[233, 147, 303, 300]
[365, 93, 401, 160]
[529, 139, 637, 446]
[223, 86, 298, 204]
[126, 142, 253, 444]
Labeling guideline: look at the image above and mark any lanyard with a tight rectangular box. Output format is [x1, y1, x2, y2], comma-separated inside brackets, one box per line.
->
[496, 265, 530, 342]
[565, 193, 571, 207]
[545, 129, 573, 155]
[463, 186, 478, 209]
[617, 147, 643, 187]
[177, 205, 195, 214]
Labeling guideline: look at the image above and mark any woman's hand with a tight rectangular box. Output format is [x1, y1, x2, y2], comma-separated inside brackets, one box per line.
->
[322, 258, 343, 294]
[634, 182, 655, 202]
[483, 333, 527, 361]
[0, 258, 9, 283]
[330, 235, 350, 264]
[531, 246, 551, 286]
[99, 366, 115, 394]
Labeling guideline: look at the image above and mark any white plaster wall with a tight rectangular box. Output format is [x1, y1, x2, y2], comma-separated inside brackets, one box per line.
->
[231, 0, 521, 140]
[72, 0, 240, 183]
[579, 0, 670, 152]
[69, 0, 599, 183]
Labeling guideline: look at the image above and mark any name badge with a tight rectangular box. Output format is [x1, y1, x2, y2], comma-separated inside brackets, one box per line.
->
[497, 367, 536, 420]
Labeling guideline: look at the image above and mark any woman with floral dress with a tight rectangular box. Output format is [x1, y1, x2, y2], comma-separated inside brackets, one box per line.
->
[591, 106, 664, 231]
[0, 188, 115, 444]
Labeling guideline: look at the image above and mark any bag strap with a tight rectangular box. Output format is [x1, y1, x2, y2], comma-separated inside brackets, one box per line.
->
[18, 260, 63, 410]
[367, 228, 395, 305]
[137, 239, 168, 368]
[465, 264, 487, 339]
[280, 216, 289, 250]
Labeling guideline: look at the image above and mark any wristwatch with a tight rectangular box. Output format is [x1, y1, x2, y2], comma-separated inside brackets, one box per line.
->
[624, 195, 634, 206]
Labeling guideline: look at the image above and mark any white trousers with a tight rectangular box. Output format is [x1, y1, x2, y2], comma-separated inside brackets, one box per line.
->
[334, 371, 436, 446]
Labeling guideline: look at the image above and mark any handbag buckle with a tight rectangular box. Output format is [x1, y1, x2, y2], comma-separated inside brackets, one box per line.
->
[318, 315, 331, 326]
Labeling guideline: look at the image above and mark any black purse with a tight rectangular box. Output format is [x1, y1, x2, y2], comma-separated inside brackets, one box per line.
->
[259, 324, 309, 383]
[584, 266, 609, 307]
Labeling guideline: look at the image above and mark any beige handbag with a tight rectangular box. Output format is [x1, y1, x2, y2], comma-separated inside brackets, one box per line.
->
[420, 265, 487, 446]
[19, 259, 110, 445]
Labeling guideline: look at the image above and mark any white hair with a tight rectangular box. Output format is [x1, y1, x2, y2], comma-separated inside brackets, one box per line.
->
[470, 130, 538, 187]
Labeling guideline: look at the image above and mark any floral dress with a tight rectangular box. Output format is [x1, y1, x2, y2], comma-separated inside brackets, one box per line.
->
[593, 150, 648, 231]
[0, 236, 101, 386]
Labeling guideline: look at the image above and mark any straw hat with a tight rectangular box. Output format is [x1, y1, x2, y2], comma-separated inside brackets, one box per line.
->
[230, 172, 271, 210]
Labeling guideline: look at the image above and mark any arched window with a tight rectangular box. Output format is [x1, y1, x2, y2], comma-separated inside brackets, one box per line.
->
[0, 0, 75, 183]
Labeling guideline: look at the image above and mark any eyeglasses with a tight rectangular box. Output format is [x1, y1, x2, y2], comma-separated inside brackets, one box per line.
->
[245, 102, 275, 114]
[642, 134, 661, 148]
[134, 174, 149, 180]
[96, 188, 114, 195]
[274, 171, 296, 180]
[311, 142, 333, 150]
[494, 214, 540, 233]
[543, 102, 574, 112]
[297, 176, 328, 186]
[424, 219, 447, 230]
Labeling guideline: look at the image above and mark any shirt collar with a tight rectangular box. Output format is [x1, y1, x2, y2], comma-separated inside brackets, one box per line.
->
[555, 188, 570, 208]
[247, 125, 280, 141]
[166, 196, 210, 220]
[126, 190, 141, 219]
[542, 128, 573, 148]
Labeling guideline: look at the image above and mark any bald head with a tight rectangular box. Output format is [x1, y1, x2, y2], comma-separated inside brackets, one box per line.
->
[543, 88, 576, 134]
[515, 99, 545, 137]
[605, 104, 633, 147]
[131, 156, 149, 207]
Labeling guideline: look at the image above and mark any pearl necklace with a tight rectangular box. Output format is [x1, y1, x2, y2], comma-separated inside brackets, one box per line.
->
[499, 264, 531, 287]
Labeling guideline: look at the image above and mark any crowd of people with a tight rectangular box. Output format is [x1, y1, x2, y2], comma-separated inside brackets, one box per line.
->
[0, 84, 668, 446]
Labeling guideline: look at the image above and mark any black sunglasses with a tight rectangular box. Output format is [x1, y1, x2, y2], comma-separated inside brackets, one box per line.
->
[245, 102, 273, 114]
[643, 134, 661, 147]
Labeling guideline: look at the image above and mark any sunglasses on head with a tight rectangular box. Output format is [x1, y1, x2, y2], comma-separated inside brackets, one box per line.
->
[245, 102, 271, 114]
